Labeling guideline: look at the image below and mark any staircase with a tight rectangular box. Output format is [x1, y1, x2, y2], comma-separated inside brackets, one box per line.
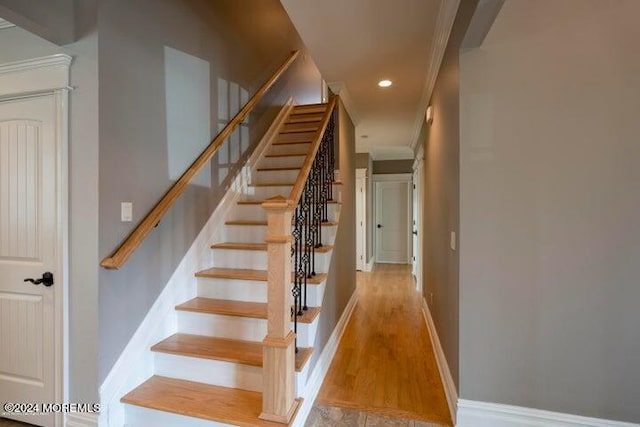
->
[119, 102, 341, 426]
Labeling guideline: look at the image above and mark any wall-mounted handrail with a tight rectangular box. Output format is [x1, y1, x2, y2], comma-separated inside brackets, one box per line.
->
[100, 50, 300, 270]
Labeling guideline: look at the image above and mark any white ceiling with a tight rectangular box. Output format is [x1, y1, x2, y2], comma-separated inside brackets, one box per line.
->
[280, 0, 451, 160]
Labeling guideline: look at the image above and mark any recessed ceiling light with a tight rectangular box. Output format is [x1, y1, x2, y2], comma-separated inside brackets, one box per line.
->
[378, 79, 392, 88]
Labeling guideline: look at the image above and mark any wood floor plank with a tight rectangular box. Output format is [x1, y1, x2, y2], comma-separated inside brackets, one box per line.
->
[315, 264, 452, 426]
[151, 333, 312, 371]
[121, 376, 301, 427]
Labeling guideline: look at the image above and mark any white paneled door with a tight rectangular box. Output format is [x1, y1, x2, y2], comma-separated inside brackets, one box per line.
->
[375, 180, 410, 264]
[0, 95, 57, 427]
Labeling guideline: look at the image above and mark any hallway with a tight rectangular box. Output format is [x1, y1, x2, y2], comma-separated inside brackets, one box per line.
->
[307, 264, 451, 426]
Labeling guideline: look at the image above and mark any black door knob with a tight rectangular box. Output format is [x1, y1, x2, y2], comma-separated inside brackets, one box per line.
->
[413, 230, 418, 235]
[24, 272, 54, 287]
[377, 224, 383, 228]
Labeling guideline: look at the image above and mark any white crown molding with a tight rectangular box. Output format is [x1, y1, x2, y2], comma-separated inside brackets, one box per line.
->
[422, 297, 458, 424]
[327, 81, 360, 125]
[0, 18, 15, 29]
[0, 54, 73, 99]
[409, 0, 462, 151]
[0, 54, 72, 75]
[457, 400, 640, 427]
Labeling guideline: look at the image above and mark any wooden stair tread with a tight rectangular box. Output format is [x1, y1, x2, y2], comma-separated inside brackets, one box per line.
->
[293, 104, 327, 114]
[225, 220, 339, 226]
[248, 181, 341, 187]
[237, 199, 341, 205]
[265, 153, 308, 158]
[121, 376, 300, 427]
[257, 166, 301, 171]
[195, 267, 328, 284]
[176, 298, 322, 324]
[281, 123, 321, 133]
[211, 242, 334, 253]
[273, 140, 313, 146]
[287, 113, 324, 123]
[151, 333, 312, 372]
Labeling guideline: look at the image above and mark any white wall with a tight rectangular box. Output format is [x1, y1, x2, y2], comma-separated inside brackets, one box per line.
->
[460, 0, 640, 423]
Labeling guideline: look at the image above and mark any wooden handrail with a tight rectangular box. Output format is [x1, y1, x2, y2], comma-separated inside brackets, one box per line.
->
[100, 50, 300, 269]
[288, 95, 338, 205]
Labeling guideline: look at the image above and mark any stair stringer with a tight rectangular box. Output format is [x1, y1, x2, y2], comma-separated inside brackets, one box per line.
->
[98, 98, 294, 427]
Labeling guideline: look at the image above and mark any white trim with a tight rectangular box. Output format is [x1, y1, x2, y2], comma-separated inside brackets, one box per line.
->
[373, 174, 413, 264]
[364, 256, 374, 272]
[99, 99, 294, 427]
[327, 81, 359, 125]
[410, 0, 461, 151]
[0, 54, 72, 75]
[355, 169, 367, 271]
[0, 54, 72, 427]
[293, 291, 358, 427]
[422, 297, 457, 424]
[0, 18, 15, 29]
[372, 173, 413, 182]
[0, 54, 73, 99]
[457, 400, 640, 427]
[355, 168, 367, 179]
[66, 412, 99, 427]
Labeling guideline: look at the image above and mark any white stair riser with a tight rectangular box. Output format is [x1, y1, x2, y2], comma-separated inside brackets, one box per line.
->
[210, 249, 332, 272]
[246, 185, 293, 200]
[253, 168, 300, 183]
[268, 143, 311, 156]
[259, 155, 306, 169]
[223, 224, 337, 245]
[124, 405, 231, 427]
[197, 277, 327, 307]
[154, 352, 310, 395]
[155, 352, 262, 392]
[177, 311, 318, 348]
[228, 202, 340, 222]
[197, 278, 267, 303]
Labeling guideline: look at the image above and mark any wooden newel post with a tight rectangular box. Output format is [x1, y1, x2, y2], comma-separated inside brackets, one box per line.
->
[260, 196, 299, 424]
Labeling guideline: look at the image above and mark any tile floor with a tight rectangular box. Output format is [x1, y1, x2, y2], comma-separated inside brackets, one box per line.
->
[305, 405, 448, 427]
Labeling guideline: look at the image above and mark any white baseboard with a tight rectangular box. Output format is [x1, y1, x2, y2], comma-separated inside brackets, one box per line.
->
[421, 297, 458, 424]
[293, 291, 358, 427]
[98, 99, 294, 427]
[457, 400, 640, 427]
[364, 256, 373, 272]
[66, 412, 98, 427]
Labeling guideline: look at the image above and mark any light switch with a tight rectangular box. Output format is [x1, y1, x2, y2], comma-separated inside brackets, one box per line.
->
[121, 202, 133, 222]
[450, 231, 456, 250]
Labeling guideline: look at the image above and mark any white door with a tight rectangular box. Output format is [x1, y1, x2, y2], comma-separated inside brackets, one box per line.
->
[355, 176, 366, 270]
[0, 95, 58, 427]
[412, 178, 418, 277]
[375, 181, 409, 263]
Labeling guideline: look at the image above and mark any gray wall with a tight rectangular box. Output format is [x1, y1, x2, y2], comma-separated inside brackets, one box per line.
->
[459, 0, 640, 422]
[355, 153, 373, 261]
[0, 0, 75, 45]
[0, 2, 100, 402]
[372, 159, 413, 175]
[309, 100, 357, 370]
[421, 0, 478, 390]
[97, 0, 322, 382]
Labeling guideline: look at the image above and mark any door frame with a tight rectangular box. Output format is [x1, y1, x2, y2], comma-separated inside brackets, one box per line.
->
[0, 54, 71, 426]
[372, 173, 412, 264]
[412, 146, 425, 292]
[355, 168, 367, 271]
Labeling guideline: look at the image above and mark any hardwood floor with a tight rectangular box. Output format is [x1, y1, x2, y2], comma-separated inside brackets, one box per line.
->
[0, 419, 36, 427]
[313, 264, 452, 426]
